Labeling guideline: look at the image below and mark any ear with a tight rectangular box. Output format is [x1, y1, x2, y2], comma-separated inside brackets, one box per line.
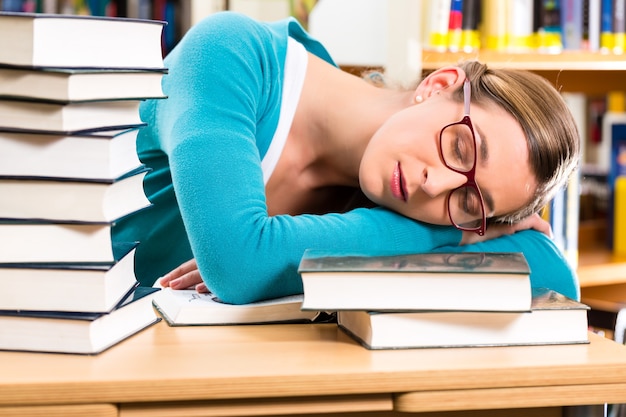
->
[413, 66, 466, 104]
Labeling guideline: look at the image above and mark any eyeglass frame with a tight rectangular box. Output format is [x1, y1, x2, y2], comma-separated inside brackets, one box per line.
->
[438, 78, 487, 236]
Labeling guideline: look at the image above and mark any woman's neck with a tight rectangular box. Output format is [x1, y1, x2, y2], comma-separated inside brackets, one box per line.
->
[293, 53, 413, 189]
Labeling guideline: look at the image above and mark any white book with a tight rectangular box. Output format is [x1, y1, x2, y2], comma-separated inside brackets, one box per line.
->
[0, 128, 142, 181]
[338, 288, 589, 349]
[0, 12, 165, 69]
[153, 287, 320, 326]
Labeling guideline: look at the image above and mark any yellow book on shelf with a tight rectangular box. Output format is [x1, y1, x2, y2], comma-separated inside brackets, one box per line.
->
[614, 177, 626, 256]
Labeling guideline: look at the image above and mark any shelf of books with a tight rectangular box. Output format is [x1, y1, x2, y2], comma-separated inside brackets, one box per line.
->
[422, 50, 626, 72]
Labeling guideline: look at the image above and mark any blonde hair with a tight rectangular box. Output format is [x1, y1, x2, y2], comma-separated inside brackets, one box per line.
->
[452, 61, 580, 224]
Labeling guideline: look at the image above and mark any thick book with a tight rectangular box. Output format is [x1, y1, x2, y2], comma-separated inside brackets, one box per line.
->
[0, 128, 142, 180]
[0, 246, 138, 313]
[0, 169, 151, 222]
[0, 286, 160, 355]
[152, 287, 320, 326]
[299, 250, 532, 312]
[337, 288, 590, 350]
[0, 222, 135, 263]
[0, 12, 165, 69]
[0, 67, 167, 103]
[0, 98, 144, 133]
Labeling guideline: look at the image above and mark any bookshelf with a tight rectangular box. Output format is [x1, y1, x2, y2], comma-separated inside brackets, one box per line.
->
[421, 50, 626, 94]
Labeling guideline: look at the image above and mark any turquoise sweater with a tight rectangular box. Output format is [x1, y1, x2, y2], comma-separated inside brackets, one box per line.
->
[113, 12, 579, 303]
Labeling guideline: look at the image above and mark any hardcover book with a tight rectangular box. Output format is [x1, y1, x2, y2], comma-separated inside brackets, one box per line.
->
[0, 67, 166, 103]
[337, 288, 590, 349]
[0, 246, 138, 313]
[0, 222, 135, 263]
[0, 168, 151, 223]
[0, 128, 143, 181]
[152, 287, 320, 326]
[0, 286, 160, 355]
[299, 250, 532, 312]
[0, 12, 166, 69]
[0, 98, 144, 133]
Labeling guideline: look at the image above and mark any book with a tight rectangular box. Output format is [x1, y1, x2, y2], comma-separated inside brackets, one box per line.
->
[422, 0, 451, 52]
[298, 250, 532, 312]
[460, 0, 481, 52]
[0, 169, 151, 223]
[600, 0, 614, 51]
[152, 287, 320, 326]
[482, 0, 508, 51]
[0, 98, 144, 133]
[0, 12, 165, 69]
[0, 247, 138, 313]
[0, 67, 166, 103]
[446, 0, 464, 52]
[560, 0, 584, 50]
[584, 0, 601, 51]
[535, 0, 564, 53]
[337, 288, 590, 350]
[0, 222, 135, 263]
[507, 0, 535, 52]
[0, 128, 142, 180]
[0, 286, 160, 355]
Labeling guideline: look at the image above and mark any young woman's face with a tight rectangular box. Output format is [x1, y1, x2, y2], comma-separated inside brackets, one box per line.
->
[359, 92, 537, 227]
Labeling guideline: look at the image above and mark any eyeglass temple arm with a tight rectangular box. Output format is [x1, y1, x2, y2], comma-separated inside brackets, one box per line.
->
[464, 79, 471, 115]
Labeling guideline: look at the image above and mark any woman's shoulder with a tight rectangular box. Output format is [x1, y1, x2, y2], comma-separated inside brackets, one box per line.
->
[190, 11, 261, 33]
[182, 11, 280, 47]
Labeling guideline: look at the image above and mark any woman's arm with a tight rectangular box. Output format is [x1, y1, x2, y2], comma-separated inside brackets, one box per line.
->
[153, 13, 462, 304]
[435, 229, 579, 301]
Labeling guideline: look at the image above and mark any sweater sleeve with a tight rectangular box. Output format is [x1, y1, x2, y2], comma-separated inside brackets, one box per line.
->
[152, 13, 462, 304]
[433, 230, 580, 301]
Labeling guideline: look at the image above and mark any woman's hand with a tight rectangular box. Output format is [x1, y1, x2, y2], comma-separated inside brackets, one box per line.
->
[159, 258, 209, 293]
[460, 213, 553, 245]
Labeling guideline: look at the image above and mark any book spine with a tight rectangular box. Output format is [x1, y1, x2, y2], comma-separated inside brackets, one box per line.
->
[614, 176, 626, 255]
[614, 0, 626, 53]
[508, 0, 535, 52]
[585, 0, 602, 51]
[535, 0, 564, 53]
[482, 0, 508, 51]
[461, 0, 481, 52]
[600, 0, 614, 51]
[447, 0, 465, 52]
[424, 0, 452, 52]
[560, 0, 584, 50]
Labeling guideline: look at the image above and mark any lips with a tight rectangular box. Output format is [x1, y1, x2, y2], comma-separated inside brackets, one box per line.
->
[391, 162, 408, 202]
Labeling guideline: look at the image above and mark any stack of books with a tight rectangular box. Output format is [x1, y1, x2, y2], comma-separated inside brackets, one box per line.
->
[0, 11, 167, 354]
[298, 250, 591, 350]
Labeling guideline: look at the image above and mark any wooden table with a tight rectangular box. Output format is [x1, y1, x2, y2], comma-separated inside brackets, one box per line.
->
[2, 321, 626, 417]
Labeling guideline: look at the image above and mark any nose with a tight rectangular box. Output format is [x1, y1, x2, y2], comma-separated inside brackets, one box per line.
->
[421, 166, 468, 198]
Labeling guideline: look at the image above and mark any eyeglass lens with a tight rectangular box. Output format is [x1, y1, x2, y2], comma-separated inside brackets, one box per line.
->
[441, 121, 484, 229]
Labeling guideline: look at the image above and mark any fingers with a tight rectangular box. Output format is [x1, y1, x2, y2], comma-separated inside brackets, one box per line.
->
[159, 258, 203, 289]
[195, 282, 209, 293]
